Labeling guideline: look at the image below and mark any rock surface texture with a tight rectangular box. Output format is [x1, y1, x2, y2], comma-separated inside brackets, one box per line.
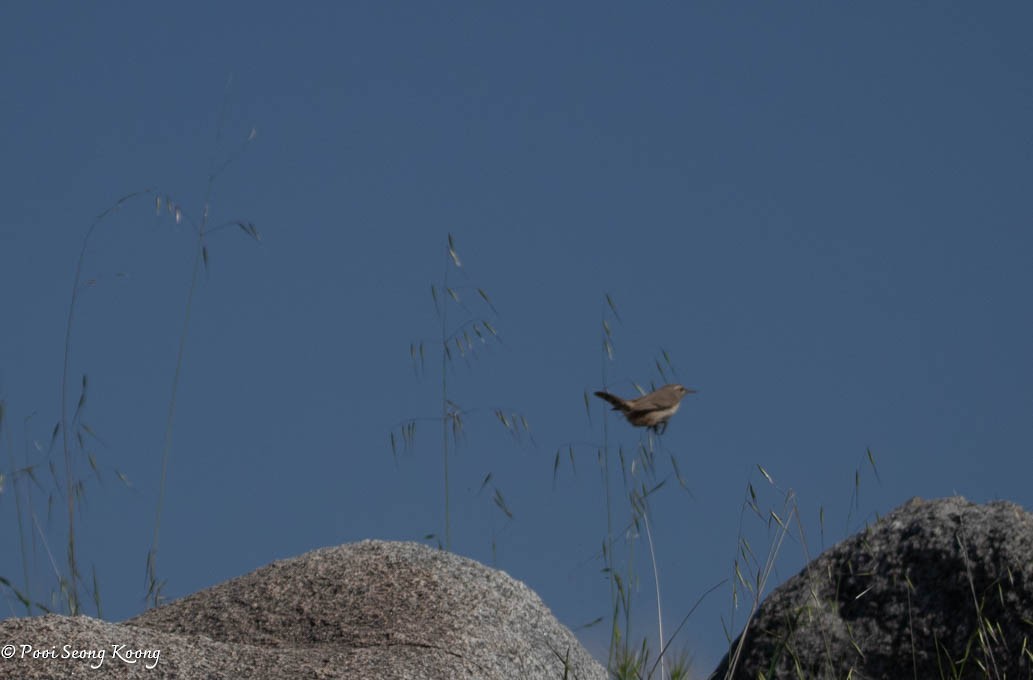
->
[0, 540, 607, 679]
[712, 496, 1033, 680]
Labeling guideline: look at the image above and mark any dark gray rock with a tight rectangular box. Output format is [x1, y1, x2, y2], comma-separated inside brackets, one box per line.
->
[712, 496, 1033, 680]
[0, 540, 606, 679]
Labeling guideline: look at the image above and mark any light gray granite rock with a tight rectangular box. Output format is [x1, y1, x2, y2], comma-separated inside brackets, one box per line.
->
[0, 540, 607, 679]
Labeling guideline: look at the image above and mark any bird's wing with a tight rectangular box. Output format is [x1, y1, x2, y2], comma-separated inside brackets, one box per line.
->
[634, 389, 678, 411]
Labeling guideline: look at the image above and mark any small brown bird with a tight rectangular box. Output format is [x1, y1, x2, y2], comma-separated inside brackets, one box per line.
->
[594, 383, 696, 434]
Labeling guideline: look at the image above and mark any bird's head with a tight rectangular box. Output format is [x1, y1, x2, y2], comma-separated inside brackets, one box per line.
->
[673, 384, 697, 398]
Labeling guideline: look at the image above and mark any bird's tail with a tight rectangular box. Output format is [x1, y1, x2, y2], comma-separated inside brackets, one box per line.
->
[594, 391, 628, 412]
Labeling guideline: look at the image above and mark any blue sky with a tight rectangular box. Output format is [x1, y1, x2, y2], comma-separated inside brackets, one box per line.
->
[2, 3, 1031, 673]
